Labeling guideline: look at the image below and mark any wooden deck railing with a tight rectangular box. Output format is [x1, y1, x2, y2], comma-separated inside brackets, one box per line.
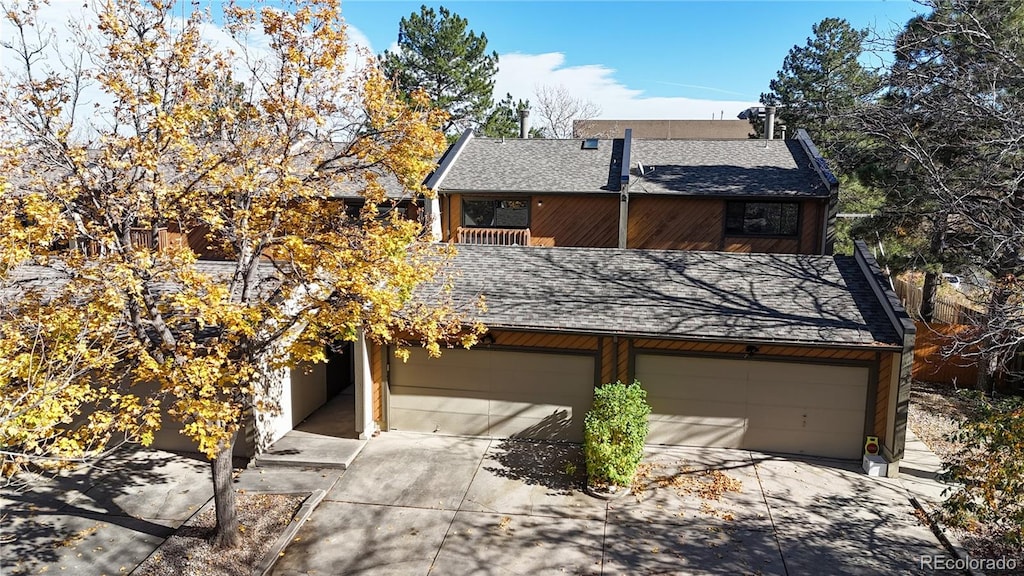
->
[456, 227, 532, 246]
[76, 227, 170, 256]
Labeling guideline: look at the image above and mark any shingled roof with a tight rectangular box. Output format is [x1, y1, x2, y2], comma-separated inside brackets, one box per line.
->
[628, 139, 828, 198]
[439, 245, 900, 348]
[432, 132, 830, 198]
[435, 137, 623, 193]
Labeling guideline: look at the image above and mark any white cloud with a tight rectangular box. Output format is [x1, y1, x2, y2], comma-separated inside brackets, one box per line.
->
[494, 52, 759, 121]
[0, 2, 381, 139]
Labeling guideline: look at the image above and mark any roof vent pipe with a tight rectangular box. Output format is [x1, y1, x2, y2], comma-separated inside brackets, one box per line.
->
[519, 107, 529, 139]
[765, 106, 776, 141]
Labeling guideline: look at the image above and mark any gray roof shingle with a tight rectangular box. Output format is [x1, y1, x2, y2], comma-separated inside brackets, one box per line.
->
[438, 138, 623, 193]
[440, 245, 898, 348]
[629, 139, 827, 197]
[436, 137, 827, 198]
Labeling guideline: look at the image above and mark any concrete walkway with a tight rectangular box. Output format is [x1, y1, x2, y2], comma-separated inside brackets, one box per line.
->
[1, 447, 213, 576]
[1, 429, 959, 576]
[897, 428, 952, 504]
[0, 447, 344, 576]
[255, 393, 367, 469]
[270, 432, 953, 576]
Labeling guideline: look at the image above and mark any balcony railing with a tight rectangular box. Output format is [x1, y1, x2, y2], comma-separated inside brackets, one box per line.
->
[75, 227, 170, 256]
[456, 227, 531, 246]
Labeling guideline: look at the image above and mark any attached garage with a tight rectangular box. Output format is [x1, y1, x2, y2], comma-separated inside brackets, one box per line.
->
[383, 243, 915, 467]
[635, 354, 870, 459]
[389, 348, 596, 442]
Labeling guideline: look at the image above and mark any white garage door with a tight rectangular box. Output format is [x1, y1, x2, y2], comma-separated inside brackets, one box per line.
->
[389, 348, 596, 442]
[635, 354, 869, 459]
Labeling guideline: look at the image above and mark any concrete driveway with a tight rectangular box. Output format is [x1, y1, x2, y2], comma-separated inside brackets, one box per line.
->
[1, 447, 213, 576]
[271, 432, 948, 575]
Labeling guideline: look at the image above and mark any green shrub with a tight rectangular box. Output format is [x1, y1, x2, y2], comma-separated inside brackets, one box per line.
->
[939, 394, 1024, 549]
[584, 380, 651, 487]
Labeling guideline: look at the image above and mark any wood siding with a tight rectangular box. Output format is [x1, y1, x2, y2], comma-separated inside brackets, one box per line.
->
[627, 197, 721, 250]
[631, 339, 876, 361]
[600, 337, 615, 384]
[443, 194, 825, 254]
[722, 237, 801, 254]
[875, 353, 892, 439]
[371, 341, 383, 422]
[489, 330, 599, 351]
[531, 195, 618, 247]
[617, 338, 630, 382]
[801, 201, 823, 254]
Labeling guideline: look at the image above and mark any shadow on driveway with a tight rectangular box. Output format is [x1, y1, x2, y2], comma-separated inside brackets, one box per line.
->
[1, 446, 211, 576]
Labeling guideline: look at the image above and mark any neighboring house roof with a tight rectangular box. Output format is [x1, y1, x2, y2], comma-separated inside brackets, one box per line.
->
[574, 119, 754, 139]
[437, 245, 900, 348]
[2, 260, 281, 303]
[3, 144, 419, 202]
[431, 131, 831, 198]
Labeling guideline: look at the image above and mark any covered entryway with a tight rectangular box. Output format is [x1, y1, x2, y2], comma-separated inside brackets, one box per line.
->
[635, 354, 869, 459]
[389, 348, 596, 442]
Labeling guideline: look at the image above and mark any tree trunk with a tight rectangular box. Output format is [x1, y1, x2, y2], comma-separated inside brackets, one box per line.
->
[920, 271, 940, 322]
[210, 437, 240, 548]
[976, 351, 999, 395]
[976, 282, 1010, 395]
[920, 212, 949, 322]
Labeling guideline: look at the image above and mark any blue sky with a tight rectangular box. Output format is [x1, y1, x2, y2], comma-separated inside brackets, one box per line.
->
[340, 1, 926, 119]
[0, 1, 928, 122]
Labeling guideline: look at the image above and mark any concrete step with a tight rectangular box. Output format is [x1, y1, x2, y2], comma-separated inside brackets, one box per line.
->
[255, 430, 367, 469]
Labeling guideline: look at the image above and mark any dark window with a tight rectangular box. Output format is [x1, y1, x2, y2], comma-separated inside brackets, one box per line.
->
[582, 138, 599, 150]
[462, 198, 530, 228]
[725, 202, 799, 236]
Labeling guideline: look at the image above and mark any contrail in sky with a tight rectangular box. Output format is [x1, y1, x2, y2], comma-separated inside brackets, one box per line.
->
[654, 81, 754, 99]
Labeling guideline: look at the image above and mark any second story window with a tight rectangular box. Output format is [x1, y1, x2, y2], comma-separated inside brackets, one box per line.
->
[462, 198, 530, 228]
[725, 201, 799, 236]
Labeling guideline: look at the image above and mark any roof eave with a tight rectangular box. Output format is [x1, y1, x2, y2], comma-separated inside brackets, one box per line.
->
[473, 323, 902, 352]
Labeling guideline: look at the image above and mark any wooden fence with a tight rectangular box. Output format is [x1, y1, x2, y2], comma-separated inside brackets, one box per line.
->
[892, 278, 983, 324]
[911, 321, 979, 387]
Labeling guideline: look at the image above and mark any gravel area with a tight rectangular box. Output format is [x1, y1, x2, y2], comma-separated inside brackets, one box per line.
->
[907, 380, 980, 462]
[133, 492, 304, 576]
[907, 380, 1022, 572]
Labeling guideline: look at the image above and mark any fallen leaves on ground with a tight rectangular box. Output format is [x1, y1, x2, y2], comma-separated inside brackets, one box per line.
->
[133, 492, 304, 576]
[631, 461, 742, 520]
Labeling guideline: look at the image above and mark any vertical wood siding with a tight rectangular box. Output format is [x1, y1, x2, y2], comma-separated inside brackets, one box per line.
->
[371, 342, 383, 422]
[800, 200, 823, 254]
[617, 338, 630, 382]
[875, 353, 892, 439]
[600, 337, 616, 384]
[627, 197, 722, 250]
[443, 195, 823, 254]
[530, 195, 618, 247]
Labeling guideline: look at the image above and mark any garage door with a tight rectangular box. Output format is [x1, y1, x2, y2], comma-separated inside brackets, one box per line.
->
[635, 355, 869, 459]
[389, 348, 596, 442]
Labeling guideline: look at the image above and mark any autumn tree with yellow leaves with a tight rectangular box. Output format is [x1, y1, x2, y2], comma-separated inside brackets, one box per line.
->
[0, 0, 479, 548]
